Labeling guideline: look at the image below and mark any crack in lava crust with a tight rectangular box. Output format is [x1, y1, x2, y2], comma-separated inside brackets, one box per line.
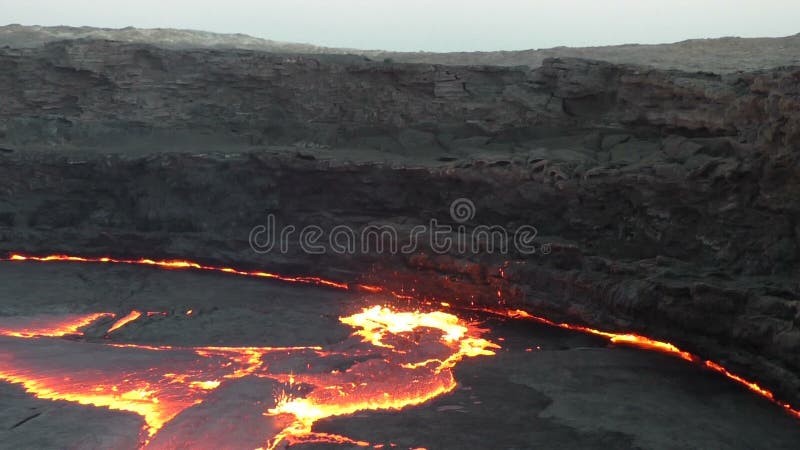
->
[0, 307, 496, 449]
[3, 253, 350, 289]
[478, 308, 800, 421]
[0, 322, 327, 442]
[1, 251, 799, 449]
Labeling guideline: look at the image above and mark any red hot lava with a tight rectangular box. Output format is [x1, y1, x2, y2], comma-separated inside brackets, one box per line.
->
[0, 312, 114, 338]
[106, 310, 144, 334]
[5, 253, 350, 289]
[0, 307, 496, 447]
[1, 251, 799, 450]
[0, 263, 498, 449]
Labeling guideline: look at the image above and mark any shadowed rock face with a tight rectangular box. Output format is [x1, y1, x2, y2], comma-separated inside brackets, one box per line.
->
[1, 40, 799, 407]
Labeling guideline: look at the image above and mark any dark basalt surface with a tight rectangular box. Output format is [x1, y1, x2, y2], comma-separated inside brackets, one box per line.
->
[1, 40, 800, 409]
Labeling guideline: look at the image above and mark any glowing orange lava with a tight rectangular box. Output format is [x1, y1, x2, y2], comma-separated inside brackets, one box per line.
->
[264, 306, 499, 449]
[0, 312, 330, 441]
[2, 250, 799, 450]
[106, 310, 143, 334]
[4, 253, 349, 290]
[0, 302, 497, 448]
[484, 308, 800, 420]
[0, 312, 114, 338]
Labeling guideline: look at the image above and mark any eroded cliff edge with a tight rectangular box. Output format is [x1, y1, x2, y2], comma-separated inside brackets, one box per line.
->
[1, 40, 800, 407]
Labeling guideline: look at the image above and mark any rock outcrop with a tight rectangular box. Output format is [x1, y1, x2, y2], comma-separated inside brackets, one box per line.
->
[1, 40, 800, 408]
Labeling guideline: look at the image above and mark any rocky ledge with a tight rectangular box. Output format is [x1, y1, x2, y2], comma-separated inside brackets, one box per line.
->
[1, 40, 800, 407]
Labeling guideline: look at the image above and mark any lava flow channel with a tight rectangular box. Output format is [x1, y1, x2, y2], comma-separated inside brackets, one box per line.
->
[0, 303, 498, 449]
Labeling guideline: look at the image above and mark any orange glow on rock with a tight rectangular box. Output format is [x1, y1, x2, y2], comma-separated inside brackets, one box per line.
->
[106, 310, 143, 334]
[486, 308, 800, 420]
[703, 360, 800, 419]
[0, 312, 114, 338]
[4, 253, 349, 290]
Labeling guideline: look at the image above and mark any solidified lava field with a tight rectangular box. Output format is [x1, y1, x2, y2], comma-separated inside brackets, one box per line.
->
[1, 258, 799, 450]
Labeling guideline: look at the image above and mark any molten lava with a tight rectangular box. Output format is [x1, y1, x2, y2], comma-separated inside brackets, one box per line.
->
[107, 310, 143, 334]
[265, 306, 499, 449]
[2, 250, 800, 450]
[4, 253, 349, 290]
[0, 300, 497, 448]
[0, 313, 328, 440]
[0, 312, 114, 338]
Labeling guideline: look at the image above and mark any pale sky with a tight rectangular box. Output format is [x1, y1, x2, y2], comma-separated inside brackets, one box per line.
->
[1, 0, 798, 52]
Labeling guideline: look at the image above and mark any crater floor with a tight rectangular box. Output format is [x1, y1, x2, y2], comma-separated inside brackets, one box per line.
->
[0, 261, 798, 449]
